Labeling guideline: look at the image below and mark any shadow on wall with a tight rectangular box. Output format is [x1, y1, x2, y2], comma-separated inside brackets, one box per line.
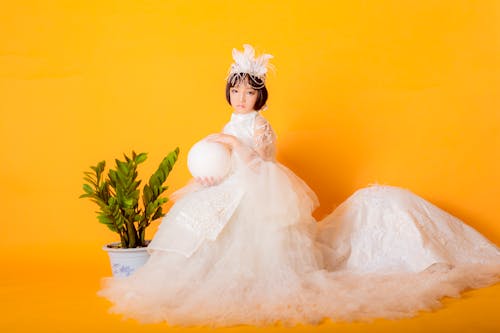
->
[278, 106, 365, 220]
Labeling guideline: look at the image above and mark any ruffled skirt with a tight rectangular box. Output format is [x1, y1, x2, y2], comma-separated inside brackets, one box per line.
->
[97, 161, 500, 327]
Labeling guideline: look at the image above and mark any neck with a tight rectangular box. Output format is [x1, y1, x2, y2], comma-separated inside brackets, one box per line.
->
[232, 110, 257, 115]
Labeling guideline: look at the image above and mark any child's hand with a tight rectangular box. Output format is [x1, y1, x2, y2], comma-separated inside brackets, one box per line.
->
[195, 176, 223, 187]
[206, 133, 240, 149]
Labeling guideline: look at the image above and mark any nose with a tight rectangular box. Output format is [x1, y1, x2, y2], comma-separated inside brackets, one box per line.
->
[239, 93, 245, 102]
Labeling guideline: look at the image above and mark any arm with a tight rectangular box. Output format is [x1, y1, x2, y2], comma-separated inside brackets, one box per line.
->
[252, 114, 276, 162]
[206, 115, 276, 161]
[200, 115, 276, 185]
[218, 114, 276, 169]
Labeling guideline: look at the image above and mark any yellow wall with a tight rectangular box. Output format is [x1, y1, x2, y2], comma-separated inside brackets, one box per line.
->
[2, 0, 499, 261]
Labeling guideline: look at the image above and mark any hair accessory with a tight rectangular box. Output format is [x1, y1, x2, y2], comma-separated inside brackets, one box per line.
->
[228, 44, 273, 89]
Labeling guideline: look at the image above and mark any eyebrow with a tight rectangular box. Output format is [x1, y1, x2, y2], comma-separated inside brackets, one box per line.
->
[231, 85, 256, 91]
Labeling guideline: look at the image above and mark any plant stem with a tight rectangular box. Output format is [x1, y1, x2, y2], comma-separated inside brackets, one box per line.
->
[139, 227, 146, 246]
[126, 220, 138, 248]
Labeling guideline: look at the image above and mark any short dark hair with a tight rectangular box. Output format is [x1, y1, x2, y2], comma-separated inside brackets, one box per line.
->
[225, 73, 268, 111]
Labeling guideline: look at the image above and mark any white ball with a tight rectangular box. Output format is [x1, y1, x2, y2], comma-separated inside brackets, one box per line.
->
[187, 139, 231, 179]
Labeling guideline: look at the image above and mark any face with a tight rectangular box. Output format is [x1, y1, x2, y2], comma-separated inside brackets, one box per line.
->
[229, 80, 258, 114]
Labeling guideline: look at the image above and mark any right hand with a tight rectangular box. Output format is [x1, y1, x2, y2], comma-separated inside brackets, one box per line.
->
[205, 133, 241, 150]
[195, 176, 223, 187]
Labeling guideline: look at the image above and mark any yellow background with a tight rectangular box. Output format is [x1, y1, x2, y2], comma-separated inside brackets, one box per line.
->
[1, 1, 499, 332]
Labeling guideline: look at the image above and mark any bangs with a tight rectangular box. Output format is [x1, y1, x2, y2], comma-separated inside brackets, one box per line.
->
[228, 73, 265, 90]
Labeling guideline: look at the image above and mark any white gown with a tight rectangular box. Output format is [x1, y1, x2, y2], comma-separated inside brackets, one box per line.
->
[97, 110, 500, 327]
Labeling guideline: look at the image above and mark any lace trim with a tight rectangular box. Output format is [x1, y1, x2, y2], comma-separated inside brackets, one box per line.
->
[254, 115, 277, 161]
[169, 184, 244, 240]
[254, 116, 276, 147]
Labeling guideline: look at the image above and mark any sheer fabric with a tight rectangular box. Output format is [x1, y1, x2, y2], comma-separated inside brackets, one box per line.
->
[253, 113, 277, 161]
[98, 110, 500, 327]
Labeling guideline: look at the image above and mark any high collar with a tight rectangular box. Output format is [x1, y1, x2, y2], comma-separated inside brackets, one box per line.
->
[230, 110, 258, 122]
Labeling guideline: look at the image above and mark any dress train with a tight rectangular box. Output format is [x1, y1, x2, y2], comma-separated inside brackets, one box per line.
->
[97, 111, 500, 326]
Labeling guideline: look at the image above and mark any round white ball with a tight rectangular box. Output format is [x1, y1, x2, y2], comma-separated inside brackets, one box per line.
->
[187, 139, 231, 179]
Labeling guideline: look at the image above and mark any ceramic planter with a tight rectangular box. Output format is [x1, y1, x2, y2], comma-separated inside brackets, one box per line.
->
[102, 241, 150, 277]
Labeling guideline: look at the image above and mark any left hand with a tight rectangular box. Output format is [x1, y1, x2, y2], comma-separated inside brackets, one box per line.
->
[205, 133, 240, 150]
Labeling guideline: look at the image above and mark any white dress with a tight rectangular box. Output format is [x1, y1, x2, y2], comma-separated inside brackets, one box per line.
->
[97, 110, 500, 327]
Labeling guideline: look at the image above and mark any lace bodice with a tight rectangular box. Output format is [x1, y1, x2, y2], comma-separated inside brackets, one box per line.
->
[222, 111, 276, 161]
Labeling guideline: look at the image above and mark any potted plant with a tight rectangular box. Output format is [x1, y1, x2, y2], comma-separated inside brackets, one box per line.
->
[80, 148, 179, 277]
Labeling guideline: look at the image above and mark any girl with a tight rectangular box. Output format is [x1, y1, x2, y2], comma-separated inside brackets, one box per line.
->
[98, 44, 500, 327]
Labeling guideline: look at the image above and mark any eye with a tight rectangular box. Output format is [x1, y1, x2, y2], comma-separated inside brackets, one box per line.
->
[247, 90, 256, 95]
[231, 88, 238, 93]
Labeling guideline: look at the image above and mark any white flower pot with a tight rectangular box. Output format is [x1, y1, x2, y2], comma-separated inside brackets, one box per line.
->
[102, 241, 150, 278]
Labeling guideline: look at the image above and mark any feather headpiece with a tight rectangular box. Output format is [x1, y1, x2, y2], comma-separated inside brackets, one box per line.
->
[228, 44, 273, 88]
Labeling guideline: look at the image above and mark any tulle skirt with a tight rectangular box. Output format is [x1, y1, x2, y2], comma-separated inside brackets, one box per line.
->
[97, 161, 500, 327]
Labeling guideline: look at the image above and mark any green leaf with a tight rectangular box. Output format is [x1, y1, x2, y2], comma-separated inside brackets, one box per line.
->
[124, 153, 131, 163]
[98, 215, 117, 232]
[116, 160, 129, 175]
[96, 160, 106, 172]
[152, 207, 164, 220]
[157, 197, 168, 205]
[82, 184, 94, 195]
[135, 152, 147, 164]
[150, 176, 160, 190]
[108, 169, 117, 184]
[142, 185, 152, 207]
[123, 198, 134, 208]
[83, 176, 97, 187]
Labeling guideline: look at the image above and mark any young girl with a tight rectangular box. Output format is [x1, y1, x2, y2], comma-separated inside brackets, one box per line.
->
[98, 44, 500, 327]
